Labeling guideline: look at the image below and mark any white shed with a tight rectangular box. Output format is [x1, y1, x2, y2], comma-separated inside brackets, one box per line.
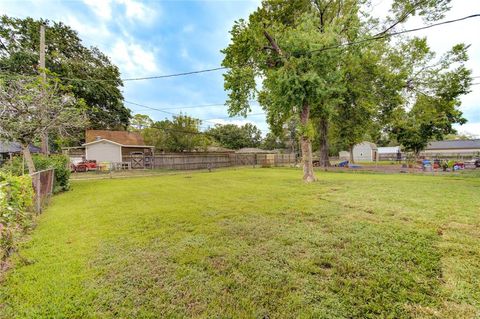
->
[352, 142, 378, 162]
[84, 139, 123, 163]
[80, 130, 154, 168]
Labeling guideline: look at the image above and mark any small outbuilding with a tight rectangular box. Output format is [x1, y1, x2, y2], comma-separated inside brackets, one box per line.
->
[83, 130, 154, 164]
[378, 146, 402, 161]
[352, 141, 378, 162]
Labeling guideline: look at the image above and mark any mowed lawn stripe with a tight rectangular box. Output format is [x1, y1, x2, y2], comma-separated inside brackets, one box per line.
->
[1, 168, 479, 318]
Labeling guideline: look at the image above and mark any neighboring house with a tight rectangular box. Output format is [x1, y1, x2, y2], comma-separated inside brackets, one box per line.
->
[352, 141, 378, 162]
[83, 130, 154, 164]
[0, 141, 41, 164]
[423, 139, 480, 157]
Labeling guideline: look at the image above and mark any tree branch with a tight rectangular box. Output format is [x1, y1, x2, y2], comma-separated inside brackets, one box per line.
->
[374, 0, 428, 37]
[263, 31, 283, 56]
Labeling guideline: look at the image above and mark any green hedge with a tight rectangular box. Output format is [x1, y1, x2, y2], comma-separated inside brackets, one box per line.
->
[1, 154, 70, 193]
[0, 173, 34, 262]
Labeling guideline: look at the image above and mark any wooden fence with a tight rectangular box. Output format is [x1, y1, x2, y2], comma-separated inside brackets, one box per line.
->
[30, 168, 54, 213]
[122, 152, 296, 170]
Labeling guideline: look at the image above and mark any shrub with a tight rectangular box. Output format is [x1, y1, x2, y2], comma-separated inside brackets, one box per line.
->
[1, 154, 70, 193]
[0, 173, 34, 262]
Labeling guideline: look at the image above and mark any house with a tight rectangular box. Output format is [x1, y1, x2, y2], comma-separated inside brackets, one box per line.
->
[82, 130, 154, 164]
[0, 141, 41, 164]
[423, 139, 480, 157]
[377, 146, 402, 161]
[63, 130, 154, 168]
[352, 141, 378, 162]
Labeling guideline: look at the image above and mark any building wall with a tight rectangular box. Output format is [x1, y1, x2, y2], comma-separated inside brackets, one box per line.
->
[121, 147, 154, 156]
[423, 148, 480, 155]
[353, 143, 375, 162]
[86, 142, 122, 163]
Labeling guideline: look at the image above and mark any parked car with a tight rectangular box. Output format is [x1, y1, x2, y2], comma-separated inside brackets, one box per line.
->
[71, 160, 97, 172]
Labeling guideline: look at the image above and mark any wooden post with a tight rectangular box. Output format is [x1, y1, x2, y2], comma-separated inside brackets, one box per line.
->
[39, 24, 49, 155]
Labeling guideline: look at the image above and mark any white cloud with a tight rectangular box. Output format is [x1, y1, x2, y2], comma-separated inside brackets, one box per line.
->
[118, 0, 156, 24]
[82, 0, 112, 21]
[64, 15, 112, 41]
[109, 40, 159, 77]
[454, 122, 480, 138]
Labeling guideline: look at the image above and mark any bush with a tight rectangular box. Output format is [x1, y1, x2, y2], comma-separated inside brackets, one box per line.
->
[1, 154, 70, 193]
[0, 173, 34, 262]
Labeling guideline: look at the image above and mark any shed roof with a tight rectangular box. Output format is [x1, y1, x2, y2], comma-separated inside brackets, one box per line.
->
[85, 130, 146, 146]
[0, 141, 41, 154]
[355, 141, 378, 150]
[378, 146, 400, 154]
[426, 139, 480, 150]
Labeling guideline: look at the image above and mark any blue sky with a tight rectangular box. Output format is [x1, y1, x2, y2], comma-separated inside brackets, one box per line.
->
[1, 0, 479, 136]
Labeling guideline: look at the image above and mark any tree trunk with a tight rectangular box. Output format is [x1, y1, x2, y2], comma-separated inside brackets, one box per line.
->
[300, 103, 315, 182]
[40, 132, 49, 155]
[349, 144, 354, 164]
[319, 116, 330, 168]
[22, 144, 36, 174]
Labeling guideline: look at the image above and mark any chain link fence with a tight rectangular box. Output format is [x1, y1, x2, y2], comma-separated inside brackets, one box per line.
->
[30, 168, 54, 213]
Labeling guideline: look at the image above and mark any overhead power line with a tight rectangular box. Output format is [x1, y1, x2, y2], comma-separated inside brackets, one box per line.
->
[121, 67, 227, 81]
[2, 14, 478, 84]
[123, 100, 257, 111]
[124, 100, 265, 125]
[308, 14, 480, 54]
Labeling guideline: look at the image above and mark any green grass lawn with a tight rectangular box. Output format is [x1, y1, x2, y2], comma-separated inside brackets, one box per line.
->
[1, 168, 479, 318]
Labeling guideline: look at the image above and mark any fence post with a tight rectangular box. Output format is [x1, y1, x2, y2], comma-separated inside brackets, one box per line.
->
[35, 173, 41, 213]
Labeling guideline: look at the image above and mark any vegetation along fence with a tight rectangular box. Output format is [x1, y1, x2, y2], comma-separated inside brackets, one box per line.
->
[123, 153, 297, 170]
[30, 168, 55, 213]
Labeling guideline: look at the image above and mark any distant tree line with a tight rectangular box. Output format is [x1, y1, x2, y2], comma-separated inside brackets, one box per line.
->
[129, 113, 294, 152]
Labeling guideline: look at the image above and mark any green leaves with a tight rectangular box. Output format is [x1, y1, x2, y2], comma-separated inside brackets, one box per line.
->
[0, 172, 34, 261]
[139, 114, 209, 152]
[207, 123, 262, 150]
[0, 15, 129, 129]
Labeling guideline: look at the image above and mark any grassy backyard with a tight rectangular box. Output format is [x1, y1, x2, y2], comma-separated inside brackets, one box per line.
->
[1, 168, 479, 318]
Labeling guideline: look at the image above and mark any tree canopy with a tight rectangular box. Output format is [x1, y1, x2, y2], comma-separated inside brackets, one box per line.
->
[0, 76, 87, 173]
[0, 15, 130, 130]
[222, 0, 471, 177]
[139, 114, 210, 152]
[206, 123, 262, 150]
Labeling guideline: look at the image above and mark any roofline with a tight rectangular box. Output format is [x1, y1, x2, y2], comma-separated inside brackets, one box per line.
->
[426, 146, 480, 150]
[82, 139, 154, 148]
[82, 139, 122, 147]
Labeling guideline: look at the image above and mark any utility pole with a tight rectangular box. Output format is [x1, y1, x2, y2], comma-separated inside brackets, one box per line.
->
[39, 24, 49, 154]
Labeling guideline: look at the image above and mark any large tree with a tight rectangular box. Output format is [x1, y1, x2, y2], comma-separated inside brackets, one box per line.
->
[0, 76, 87, 173]
[389, 41, 471, 156]
[0, 16, 129, 131]
[207, 123, 262, 150]
[222, 1, 358, 181]
[141, 115, 210, 152]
